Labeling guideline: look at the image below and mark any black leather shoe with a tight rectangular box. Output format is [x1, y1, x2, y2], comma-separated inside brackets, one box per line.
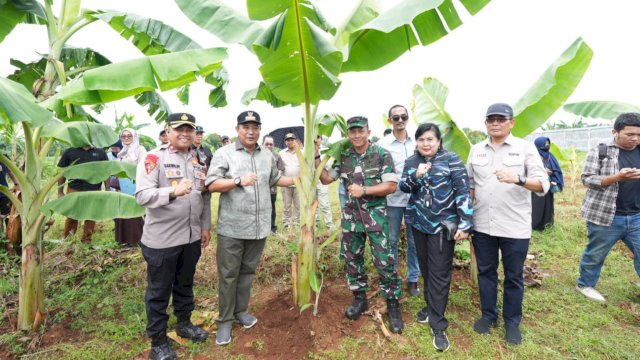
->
[149, 343, 177, 360]
[345, 291, 368, 320]
[387, 299, 404, 334]
[176, 322, 209, 342]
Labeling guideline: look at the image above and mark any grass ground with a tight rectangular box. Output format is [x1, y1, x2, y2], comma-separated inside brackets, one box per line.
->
[0, 181, 638, 359]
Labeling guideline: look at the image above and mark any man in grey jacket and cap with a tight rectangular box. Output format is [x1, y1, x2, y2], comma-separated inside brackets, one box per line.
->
[136, 112, 211, 360]
[207, 110, 297, 346]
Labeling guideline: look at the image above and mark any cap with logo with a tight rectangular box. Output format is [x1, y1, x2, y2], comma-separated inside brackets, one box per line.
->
[346, 116, 368, 129]
[195, 126, 205, 133]
[485, 103, 514, 118]
[168, 113, 196, 128]
[284, 132, 297, 140]
[237, 110, 261, 125]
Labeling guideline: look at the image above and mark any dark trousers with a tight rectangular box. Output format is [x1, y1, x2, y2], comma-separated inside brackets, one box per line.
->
[141, 241, 202, 344]
[472, 231, 529, 326]
[412, 228, 455, 330]
[270, 192, 277, 231]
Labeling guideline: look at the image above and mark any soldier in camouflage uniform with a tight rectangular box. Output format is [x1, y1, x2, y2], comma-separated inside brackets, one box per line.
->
[317, 116, 404, 334]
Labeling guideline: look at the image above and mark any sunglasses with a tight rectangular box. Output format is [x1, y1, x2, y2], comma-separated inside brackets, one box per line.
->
[485, 117, 512, 124]
[391, 114, 409, 122]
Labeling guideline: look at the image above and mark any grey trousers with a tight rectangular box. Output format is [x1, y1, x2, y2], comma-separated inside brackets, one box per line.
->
[216, 234, 266, 328]
[282, 186, 299, 227]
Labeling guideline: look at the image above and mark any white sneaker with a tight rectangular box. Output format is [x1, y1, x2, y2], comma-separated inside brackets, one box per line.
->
[576, 286, 606, 303]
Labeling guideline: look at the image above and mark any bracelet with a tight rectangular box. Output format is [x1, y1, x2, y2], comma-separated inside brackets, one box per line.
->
[363, 186, 367, 196]
[314, 155, 321, 160]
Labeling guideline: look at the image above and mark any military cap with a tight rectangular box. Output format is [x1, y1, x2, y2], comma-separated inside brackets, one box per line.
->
[346, 116, 368, 129]
[168, 113, 196, 128]
[195, 125, 205, 133]
[237, 110, 261, 125]
[284, 132, 297, 140]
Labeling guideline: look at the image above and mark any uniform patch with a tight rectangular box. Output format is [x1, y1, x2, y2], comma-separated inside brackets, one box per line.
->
[192, 158, 198, 165]
[171, 180, 178, 187]
[144, 154, 158, 174]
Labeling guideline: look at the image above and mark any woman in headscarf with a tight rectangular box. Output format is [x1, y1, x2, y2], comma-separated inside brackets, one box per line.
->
[115, 128, 147, 247]
[531, 136, 564, 231]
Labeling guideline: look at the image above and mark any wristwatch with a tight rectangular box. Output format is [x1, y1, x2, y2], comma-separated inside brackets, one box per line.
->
[234, 177, 243, 187]
[516, 174, 526, 186]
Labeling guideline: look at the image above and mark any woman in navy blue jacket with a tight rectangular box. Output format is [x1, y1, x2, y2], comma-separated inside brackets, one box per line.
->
[399, 123, 473, 352]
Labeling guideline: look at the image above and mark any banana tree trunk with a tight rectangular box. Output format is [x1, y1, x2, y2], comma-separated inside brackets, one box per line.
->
[18, 218, 46, 331]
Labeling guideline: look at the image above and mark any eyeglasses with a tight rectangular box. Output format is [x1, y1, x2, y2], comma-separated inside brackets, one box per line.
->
[485, 117, 512, 124]
[120, 134, 133, 139]
[391, 114, 409, 122]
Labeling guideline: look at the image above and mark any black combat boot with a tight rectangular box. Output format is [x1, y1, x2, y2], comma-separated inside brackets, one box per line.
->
[345, 291, 368, 320]
[387, 299, 403, 334]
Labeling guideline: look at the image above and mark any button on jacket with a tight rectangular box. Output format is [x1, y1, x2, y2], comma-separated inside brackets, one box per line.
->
[466, 134, 549, 239]
[135, 144, 212, 249]
[206, 141, 281, 240]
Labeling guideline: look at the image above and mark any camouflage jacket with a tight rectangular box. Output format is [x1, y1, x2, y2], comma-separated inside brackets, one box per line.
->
[328, 143, 397, 229]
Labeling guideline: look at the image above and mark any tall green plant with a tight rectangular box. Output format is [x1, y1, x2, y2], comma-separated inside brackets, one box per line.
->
[177, 0, 493, 309]
[0, 0, 228, 331]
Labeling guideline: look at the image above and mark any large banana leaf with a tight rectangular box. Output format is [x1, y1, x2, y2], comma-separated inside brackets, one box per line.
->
[0, 0, 46, 42]
[246, 0, 289, 20]
[334, 0, 381, 49]
[91, 11, 201, 56]
[8, 47, 112, 91]
[563, 101, 640, 120]
[317, 113, 346, 138]
[253, 1, 342, 105]
[241, 82, 297, 108]
[41, 191, 145, 220]
[63, 161, 137, 183]
[134, 91, 171, 123]
[412, 77, 471, 161]
[342, 0, 491, 72]
[205, 67, 229, 108]
[175, 0, 263, 50]
[0, 77, 53, 127]
[40, 119, 117, 148]
[50, 48, 228, 106]
[512, 38, 593, 137]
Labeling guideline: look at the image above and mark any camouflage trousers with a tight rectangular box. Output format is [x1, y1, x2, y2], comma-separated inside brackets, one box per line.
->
[341, 228, 402, 300]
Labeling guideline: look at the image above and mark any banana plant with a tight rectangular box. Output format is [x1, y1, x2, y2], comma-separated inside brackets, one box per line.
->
[563, 101, 640, 120]
[177, 0, 493, 309]
[412, 37, 594, 162]
[1, 0, 229, 331]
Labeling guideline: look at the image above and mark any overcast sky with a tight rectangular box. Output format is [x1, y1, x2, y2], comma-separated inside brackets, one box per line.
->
[1, 0, 639, 142]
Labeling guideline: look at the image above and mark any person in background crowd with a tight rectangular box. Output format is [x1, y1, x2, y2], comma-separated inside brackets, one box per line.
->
[531, 137, 564, 231]
[158, 129, 168, 146]
[107, 140, 122, 191]
[576, 112, 640, 303]
[399, 123, 473, 351]
[466, 103, 548, 345]
[262, 135, 285, 233]
[315, 136, 333, 228]
[136, 113, 211, 360]
[279, 132, 301, 229]
[0, 161, 18, 225]
[221, 135, 231, 147]
[115, 128, 147, 248]
[206, 110, 297, 346]
[193, 126, 213, 168]
[316, 116, 404, 334]
[57, 144, 109, 243]
[380, 104, 421, 297]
